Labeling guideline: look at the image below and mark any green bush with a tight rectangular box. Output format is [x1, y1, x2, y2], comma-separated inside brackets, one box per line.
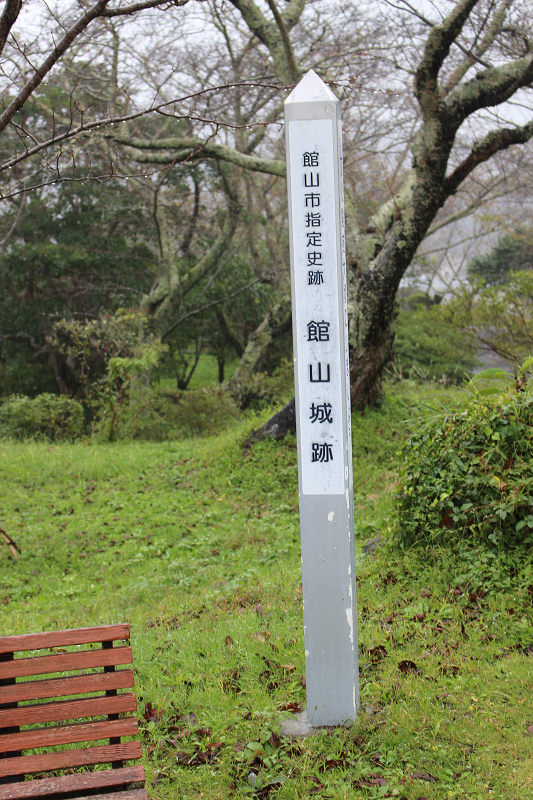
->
[230, 358, 294, 410]
[395, 386, 533, 550]
[0, 394, 85, 441]
[123, 385, 241, 440]
[440, 271, 533, 368]
[394, 306, 479, 383]
[49, 310, 167, 441]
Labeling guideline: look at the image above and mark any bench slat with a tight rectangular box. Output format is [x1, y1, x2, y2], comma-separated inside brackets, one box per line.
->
[0, 670, 134, 704]
[0, 717, 138, 753]
[0, 765, 145, 799]
[74, 791, 148, 800]
[0, 693, 137, 728]
[0, 647, 133, 681]
[0, 742, 142, 778]
[0, 626, 130, 655]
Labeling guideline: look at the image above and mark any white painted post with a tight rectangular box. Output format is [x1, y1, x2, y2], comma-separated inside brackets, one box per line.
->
[284, 70, 359, 727]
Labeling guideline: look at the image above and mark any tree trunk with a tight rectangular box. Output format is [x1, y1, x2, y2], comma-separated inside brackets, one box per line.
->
[141, 168, 241, 342]
[48, 350, 78, 396]
[247, 397, 295, 443]
[215, 307, 244, 357]
[228, 295, 292, 407]
[348, 267, 400, 410]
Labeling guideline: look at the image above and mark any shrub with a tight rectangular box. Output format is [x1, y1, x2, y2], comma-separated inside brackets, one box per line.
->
[440, 270, 533, 368]
[394, 306, 479, 383]
[0, 394, 85, 441]
[395, 381, 533, 550]
[49, 311, 167, 440]
[230, 358, 294, 410]
[123, 385, 241, 440]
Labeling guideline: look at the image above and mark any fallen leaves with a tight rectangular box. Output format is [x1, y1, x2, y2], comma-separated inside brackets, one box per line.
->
[143, 702, 164, 723]
[411, 771, 438, 782]
[381, 571, 398, 586]
[222, 667, 242, 694]
[173, 740, 223, 767]
[440, 664, 460, 677]
[398, 659, 420, 675]
[308, 776, 325, 794]
[277, 701, 304, 713]
[318, 753, 348, 771]
[254, 778, 284, 798]
[494, 642, 533, 659]
[354, 773, 387, 787]
[144, 706, 224, 770]
[368, 645, 388, 664]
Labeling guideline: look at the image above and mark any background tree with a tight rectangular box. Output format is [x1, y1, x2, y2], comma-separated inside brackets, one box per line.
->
[467, 227, 533, 285]
[3, 0, 533, 416]
[114, 0, 533, 412]
[109, 0, 387, 396]
[0, 171, 157, 396]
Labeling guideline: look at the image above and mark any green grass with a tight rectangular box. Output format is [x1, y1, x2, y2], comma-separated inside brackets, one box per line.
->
[2, 382, 533, 799]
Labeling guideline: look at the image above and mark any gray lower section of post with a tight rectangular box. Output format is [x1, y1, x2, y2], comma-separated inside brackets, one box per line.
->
[300, 494, 359, 727]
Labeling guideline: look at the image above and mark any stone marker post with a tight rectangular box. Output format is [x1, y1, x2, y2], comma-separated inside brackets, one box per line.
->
[284, 70, 359, 727]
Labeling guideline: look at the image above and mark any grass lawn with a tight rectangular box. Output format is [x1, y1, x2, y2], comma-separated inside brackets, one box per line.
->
[2, 383, 533, 799]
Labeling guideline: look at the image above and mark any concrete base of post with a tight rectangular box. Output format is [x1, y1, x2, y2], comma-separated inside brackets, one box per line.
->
[280, 711, 341, 739]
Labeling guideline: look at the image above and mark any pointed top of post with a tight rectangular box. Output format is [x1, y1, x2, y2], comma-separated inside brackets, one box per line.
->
[285, 70, 338, 105]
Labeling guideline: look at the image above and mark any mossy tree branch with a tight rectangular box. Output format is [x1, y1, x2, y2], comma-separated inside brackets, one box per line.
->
[227, 0, 304, 84]
[414, 0, 479, 118]
[142, 166, 242, 339]
[444, 54, 533, 126]
[444, 120, 533, 196]
[113, 135, 286, 177]
[440, 0, 514, 97]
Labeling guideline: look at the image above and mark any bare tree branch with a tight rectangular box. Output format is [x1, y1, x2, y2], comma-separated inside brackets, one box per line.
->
[382, 0, 494, 70]
[0, 183, 25, 246]
[102, 0, 188, 17]
[0, 0, 21, 59]
[0, 82, 285, 174]
[0, 0, 190, 136]
[161, 275, 269, 340]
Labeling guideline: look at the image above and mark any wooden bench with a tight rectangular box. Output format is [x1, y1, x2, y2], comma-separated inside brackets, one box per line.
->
[0, 624, 146, 800]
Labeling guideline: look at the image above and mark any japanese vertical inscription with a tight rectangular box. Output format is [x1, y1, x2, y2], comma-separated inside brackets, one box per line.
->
[289, 119, 344, 495]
